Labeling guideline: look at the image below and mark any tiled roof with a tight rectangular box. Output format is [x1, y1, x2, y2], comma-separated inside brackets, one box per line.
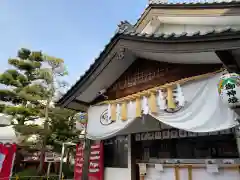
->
[149, 0, 240, 6]
[58, 1, 240, 107]
[57, 24, 240, 106]
[116, 21, 240, 40]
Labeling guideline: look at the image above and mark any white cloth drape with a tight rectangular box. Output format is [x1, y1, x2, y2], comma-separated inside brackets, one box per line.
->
[86, 73, 238, 140]
[150, 74, 237, 132]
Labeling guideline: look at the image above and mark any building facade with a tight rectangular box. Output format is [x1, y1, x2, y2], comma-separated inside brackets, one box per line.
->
[58, 1, 240, 180]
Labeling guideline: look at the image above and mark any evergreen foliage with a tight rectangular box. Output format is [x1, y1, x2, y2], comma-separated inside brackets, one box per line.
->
[48, 107, 81, 151]
[0, 48, 47, 125]
[0, 48, 81, 173]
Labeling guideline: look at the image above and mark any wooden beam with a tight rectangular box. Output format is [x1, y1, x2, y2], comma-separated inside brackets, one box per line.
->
[215, 50, 240, 73]
[72, 99, 89, 106]
[65, 100, 89, 112]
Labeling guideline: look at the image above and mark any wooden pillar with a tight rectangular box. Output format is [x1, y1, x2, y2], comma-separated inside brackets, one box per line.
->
[82, 139, 92, 180]
[188, 165, 192, 180]
[235, 130, 240, 157]
[130, 134, 137, 180]
[236, 137, 240, 156]
[174, 166, 180, 180]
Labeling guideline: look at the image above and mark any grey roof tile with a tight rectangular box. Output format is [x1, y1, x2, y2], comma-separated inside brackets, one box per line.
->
[58, 0, 240, 105]
[149, 0, 240, 5]
[57, 24, 240, 105]
[153, 33, 164, 37]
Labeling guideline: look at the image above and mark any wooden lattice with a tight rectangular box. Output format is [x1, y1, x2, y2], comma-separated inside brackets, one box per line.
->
[104, 58, 222, 100]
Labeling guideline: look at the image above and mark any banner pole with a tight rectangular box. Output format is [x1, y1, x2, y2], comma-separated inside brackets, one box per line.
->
[58, 143, 65, 180]
[82, 113, 91, 180]
[9, 152, 16, 179]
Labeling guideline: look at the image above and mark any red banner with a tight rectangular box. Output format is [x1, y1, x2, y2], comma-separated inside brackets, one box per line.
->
[88, 142, 104, 180]
[0, 143, 17, 180]
[74, 141, 104, 180]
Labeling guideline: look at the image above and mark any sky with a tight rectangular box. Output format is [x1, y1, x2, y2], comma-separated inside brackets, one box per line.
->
[0, 0, 147, 86]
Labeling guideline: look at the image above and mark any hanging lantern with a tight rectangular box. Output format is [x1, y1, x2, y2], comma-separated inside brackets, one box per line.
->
[218, 73, 240, 108]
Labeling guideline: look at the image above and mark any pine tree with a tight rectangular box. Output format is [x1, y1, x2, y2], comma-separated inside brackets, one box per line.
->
[0, 48, 47, 133]
[0, 48, 70, 173]
[36, 53, 69, 173]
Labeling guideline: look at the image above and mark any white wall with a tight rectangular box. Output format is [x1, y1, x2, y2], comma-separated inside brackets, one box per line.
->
[141, 21, 240, 35]
[156, 24, 240, 34]
[104, 168, 131, 180]
[104, 135, 132, 180]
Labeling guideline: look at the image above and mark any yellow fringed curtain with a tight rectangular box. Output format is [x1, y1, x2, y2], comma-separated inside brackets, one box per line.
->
[107, 86, 178, 121]
[110, 103, 116, 121]
[121, 102, 127, 121]
[167, 87, 176, 109]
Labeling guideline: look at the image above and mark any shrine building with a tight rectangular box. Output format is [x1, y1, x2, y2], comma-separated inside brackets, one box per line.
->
[58, 1, 240, 180]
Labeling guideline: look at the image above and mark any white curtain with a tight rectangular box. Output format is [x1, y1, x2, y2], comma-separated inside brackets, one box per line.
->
[150, 73, 237, 132]
[87, 104, 136, 139]
[86, 73, 238, 140]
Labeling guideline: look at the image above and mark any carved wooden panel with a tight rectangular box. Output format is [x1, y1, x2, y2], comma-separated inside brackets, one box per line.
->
[106, 58, 222, 100]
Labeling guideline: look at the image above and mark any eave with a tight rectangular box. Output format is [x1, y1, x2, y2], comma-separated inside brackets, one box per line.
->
[57, 27, 240, 112]
[57, 33, 121, 111]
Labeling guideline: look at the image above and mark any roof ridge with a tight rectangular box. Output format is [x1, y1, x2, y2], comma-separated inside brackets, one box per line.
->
[116, 22, 240, 37]
[149, 0, 240, 5]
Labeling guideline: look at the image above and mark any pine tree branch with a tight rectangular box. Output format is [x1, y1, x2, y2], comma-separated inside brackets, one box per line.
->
[35, 68, 52, 84]
[14, 124, 50, 136]
[29, 51, 44, 62]
[17, 48, 31, 60]
[4, 106, 39, 124]
[8, 59, 41, 72]
[0, 72, 22, 87]
[0, 89, 16, 102]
